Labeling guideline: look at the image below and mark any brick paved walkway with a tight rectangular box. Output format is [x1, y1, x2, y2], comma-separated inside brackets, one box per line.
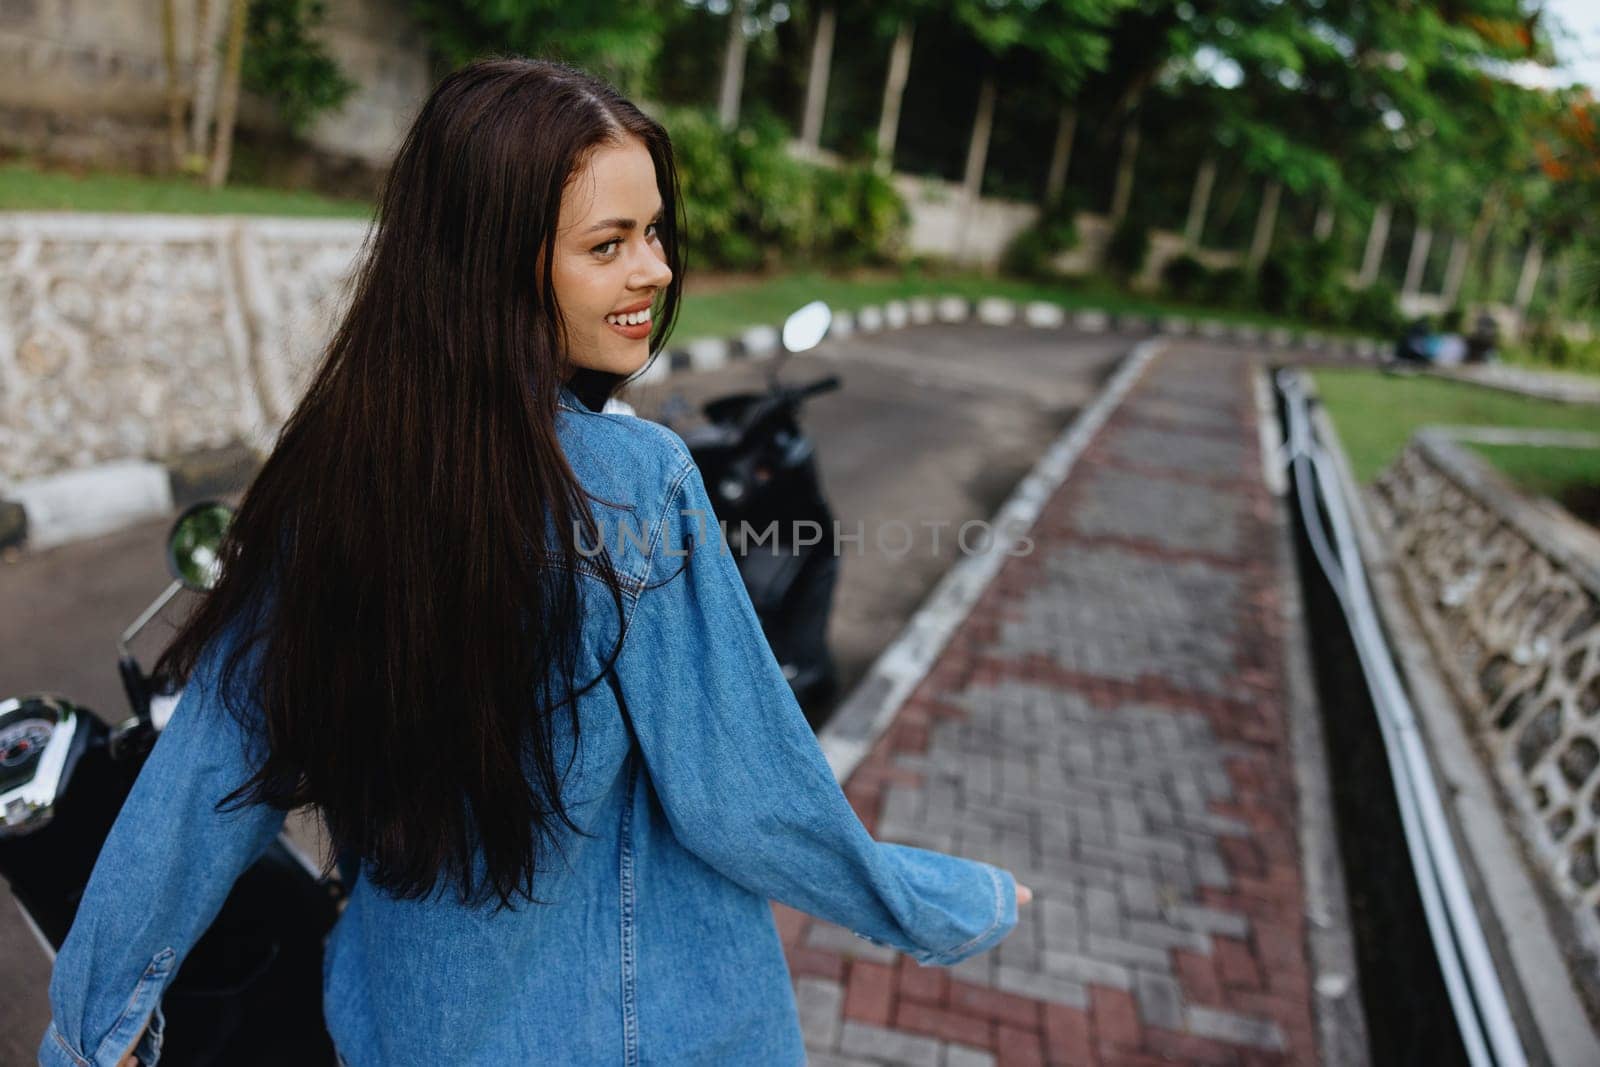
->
[780, 343, 1319, 1066]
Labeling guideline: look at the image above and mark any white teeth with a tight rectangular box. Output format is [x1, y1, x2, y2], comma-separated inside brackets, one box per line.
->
[606, 309, 651, 327]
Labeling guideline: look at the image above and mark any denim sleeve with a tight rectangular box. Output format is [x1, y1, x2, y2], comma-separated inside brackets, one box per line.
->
[39, 621, 287, 1066]
[616, 460, 1017, 967]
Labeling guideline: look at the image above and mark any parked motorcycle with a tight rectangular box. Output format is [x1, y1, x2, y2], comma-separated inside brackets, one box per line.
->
[0, 501, 341, 1066]
[659, 302, 843, 724]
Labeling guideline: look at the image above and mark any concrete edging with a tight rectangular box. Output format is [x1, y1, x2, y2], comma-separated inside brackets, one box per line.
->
[815, 337, 1165, 782]
[0, 442, 263, 553]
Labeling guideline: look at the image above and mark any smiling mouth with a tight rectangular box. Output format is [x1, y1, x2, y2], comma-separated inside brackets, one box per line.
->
[604, 307, 652, 328]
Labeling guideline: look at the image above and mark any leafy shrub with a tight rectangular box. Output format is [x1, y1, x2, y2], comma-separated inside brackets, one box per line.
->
[1001, 193, 1080, 279]
[1103, 214, 1150, 281]
[662, 107, 908, 272]
[1162, 253, 1209, 301]
[1342, 281, 1404, 336]
[1256, 238, 1341, 319]
[812, 161, 909, 266]
[1201, 266, 1248, 308]
[243, 0, 355, 133]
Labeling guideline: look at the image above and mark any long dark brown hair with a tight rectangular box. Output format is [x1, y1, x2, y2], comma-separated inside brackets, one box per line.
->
[155, 57, 684, 909]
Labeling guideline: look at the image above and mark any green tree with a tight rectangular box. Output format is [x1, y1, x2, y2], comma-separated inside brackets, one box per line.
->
[242, 0, 356, 133]
[408, 0, 673, 95]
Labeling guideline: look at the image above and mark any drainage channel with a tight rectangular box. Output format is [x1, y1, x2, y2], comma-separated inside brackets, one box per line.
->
[1277, 371, 1523, 1067]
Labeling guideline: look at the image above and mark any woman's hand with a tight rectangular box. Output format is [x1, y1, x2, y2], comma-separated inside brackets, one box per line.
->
[1016, 882, 1033, 906]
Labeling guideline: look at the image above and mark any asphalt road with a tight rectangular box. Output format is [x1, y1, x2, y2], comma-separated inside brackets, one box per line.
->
[0, 322, 1126, 1060]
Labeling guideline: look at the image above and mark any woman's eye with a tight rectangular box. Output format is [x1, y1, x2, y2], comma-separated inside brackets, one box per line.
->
[593, 221, 660, 256]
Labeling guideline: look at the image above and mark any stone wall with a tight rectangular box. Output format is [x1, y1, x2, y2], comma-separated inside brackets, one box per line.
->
[0, 213, 367, 489]
[888, 171, 1231, 283]
[0, 0, 431, 168]
[1371, 430, 1600, 996]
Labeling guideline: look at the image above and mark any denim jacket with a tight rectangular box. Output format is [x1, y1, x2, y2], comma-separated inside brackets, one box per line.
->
[40, 383, 1018, 1066]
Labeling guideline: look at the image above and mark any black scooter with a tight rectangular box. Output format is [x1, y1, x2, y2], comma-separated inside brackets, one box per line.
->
[659, 302, 843, 723]
[0, 502, 340, 1065]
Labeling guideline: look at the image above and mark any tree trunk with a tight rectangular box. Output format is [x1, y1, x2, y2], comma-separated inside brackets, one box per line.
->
[206, 0, 248, 190]
[1108, 115, 1141, 224]
[956, 76, 997, 261]
[161, 0, 185, 167]
[717, 0, 750, 131]
[875, 20, 914, 171]
[189, 0, 223, 166]
[1465, 192, 1502, 302]
[1401, 221, 1433, 297]
[1356, 201, 1392, 289]
[1182, 155, 1217, 248]
[1440, 236, 1470, 308]
[1246, 180, 1282, 271]
[798, 5, 836, 155]
[1514, 240, 1544, 312]
[1313, 198, 1335, 241]
[1044, 104, 1076, 204]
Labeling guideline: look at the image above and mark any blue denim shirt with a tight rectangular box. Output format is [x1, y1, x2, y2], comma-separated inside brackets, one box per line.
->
[40, 384, 1018, 1066]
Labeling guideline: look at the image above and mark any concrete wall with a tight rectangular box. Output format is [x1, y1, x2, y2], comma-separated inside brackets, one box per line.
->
[0, 0, 431, 168]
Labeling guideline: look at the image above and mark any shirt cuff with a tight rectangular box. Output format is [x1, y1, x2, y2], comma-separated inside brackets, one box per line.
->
[913, 864, 1019, 967]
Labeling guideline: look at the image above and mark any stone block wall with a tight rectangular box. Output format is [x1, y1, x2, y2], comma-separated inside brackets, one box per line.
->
[1372, 430, 1600, 998]
[0, 213, 367, 488]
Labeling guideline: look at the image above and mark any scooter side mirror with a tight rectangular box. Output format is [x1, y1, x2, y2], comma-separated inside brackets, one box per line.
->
[167, 500, 235, 592]
[781, 301, 832, 355]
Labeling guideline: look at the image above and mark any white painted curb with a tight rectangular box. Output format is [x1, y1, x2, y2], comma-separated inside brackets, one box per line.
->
[10, 461, 174, 550]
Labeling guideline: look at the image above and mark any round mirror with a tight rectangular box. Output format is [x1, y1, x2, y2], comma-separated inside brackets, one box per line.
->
[167, 501, 234, 591]
[781, 301, 832, 354]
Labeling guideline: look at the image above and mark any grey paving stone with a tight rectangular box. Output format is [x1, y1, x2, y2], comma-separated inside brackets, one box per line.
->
[807, 1052, 878, 1067]
[797, 977, 844, 1051]
[1135, 971, 1187, 1031]
[1124, 918, 1212, 955]
[1166, 903, 1252, 939]
[1040, 949, 1134, 990]
[1120, 874, 1160, 918]
[1184, 1006, 1289, 1051]
[1083, 885, 1122, 937]
[948, 951, 994, 987]
[943, 1045, 997, 1067]
[1038, 896, 1081, 951]
[839, 1022, 943, 1066]
[994, 964, 1092, 1006]
[1194, 849, 1233, 889]
[1085, 932, 1172, 971]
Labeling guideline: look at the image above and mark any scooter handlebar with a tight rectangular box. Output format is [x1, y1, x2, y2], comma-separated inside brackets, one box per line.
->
[794, 375, 841, 401]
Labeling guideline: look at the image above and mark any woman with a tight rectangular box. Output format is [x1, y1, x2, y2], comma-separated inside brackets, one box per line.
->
[41, 58, 1028, 1067]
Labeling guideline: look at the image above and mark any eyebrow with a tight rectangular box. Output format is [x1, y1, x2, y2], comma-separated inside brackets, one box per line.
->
[583, 205, 665, 235]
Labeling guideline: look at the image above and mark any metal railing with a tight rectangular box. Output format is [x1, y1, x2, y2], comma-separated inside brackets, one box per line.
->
[1277, 369, 1526, 1067]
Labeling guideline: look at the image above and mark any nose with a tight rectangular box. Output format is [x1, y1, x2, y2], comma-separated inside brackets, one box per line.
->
[629, 244, 673, 292]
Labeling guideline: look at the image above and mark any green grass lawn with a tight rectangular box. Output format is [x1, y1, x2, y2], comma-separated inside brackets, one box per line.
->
[1466, 442, 1600, 502]
[0, 160, 372, 218]
[670, 268, 1368, 346]
[1313, 368, 1600, 483]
